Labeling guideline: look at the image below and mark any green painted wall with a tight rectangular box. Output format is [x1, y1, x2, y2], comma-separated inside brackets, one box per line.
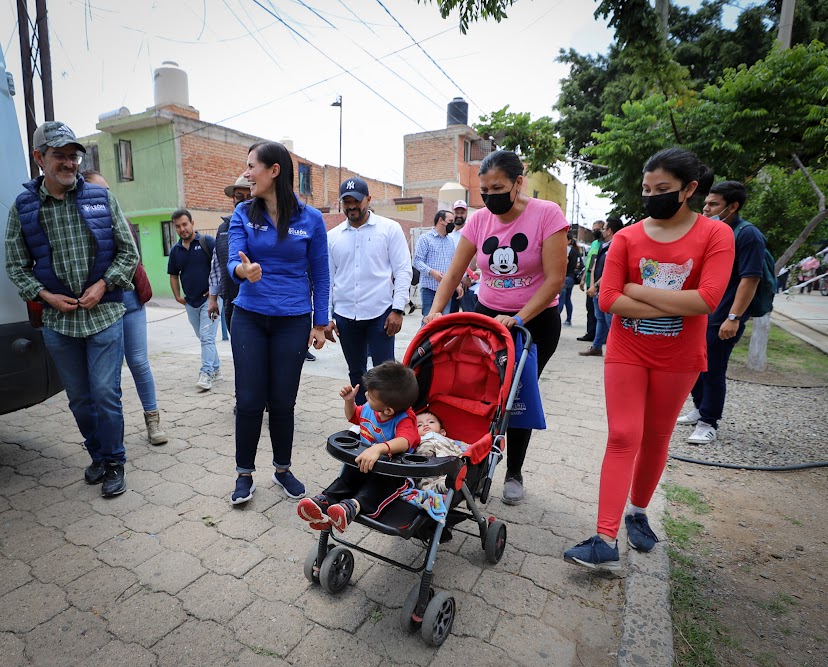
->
[129, 214, 174, 298]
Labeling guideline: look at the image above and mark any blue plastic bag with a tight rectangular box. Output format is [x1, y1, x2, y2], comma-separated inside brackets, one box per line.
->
[509, 332, 546, 430]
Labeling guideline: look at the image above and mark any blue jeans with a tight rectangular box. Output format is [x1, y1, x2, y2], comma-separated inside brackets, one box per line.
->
[231, 307, 310, 473]
[557, 276, 575, 323]
[690, 321, 746, 429]
[122, 290, 157, 411]
[185, 301, 219, 376]
[420, 287, 451, 325]
[592, 295, 613, 349]
[42, 319, 127, 465]
[334, 306, 396, 405]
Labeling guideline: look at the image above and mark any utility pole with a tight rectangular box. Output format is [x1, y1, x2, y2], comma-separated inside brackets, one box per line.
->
[17, 0, 38, 177]
[36, 0, 54, 121]
[778, 0, 795, 49]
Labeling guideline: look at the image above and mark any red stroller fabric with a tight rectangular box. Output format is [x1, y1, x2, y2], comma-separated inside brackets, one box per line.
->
[402, 312, 516, 466]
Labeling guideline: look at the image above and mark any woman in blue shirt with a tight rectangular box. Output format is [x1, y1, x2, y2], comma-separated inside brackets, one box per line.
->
[227, 141, 329, 505]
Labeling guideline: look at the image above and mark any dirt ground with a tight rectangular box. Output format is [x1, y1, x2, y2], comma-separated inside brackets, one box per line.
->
[667, 459, 828, 667]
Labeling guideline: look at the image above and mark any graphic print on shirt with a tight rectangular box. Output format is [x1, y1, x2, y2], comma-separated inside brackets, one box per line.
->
[482, 233, 531, 289]
[621, 258, 694, 337]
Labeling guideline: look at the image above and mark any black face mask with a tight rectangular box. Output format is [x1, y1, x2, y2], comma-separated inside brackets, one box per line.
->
[445, 222, 455, 234]
[642, 190, 684, 220]
[593, 229, 603, 240]
[482, 182, 516, 215]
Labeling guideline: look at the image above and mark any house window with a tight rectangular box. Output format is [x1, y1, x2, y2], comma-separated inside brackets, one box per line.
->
[161, 220, 175, 256]
[86, 145, 100, 172]
[298, 163, 311, 195]
[117, 139, 134, 181]
[463, 140, 471, 163]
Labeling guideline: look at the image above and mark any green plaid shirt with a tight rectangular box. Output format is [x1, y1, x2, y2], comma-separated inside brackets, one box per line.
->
[5, 180, 139, 338]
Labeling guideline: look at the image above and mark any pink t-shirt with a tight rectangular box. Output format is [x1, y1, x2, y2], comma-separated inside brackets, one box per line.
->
[461, 198, 569, 312]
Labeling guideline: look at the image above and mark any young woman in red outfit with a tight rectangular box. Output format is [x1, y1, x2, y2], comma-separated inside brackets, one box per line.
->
[564, 148, 735, 571]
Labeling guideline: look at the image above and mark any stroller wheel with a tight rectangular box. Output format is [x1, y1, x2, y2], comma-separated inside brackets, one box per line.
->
[421, 591, 455, 646]
[485, 520, 507, 564]
[319, 546, 355, 594]
[400, 583, 433, 633]
[304, 544, 333, 584]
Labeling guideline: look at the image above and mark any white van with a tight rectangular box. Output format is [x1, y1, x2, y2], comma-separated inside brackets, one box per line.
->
[0, 47, 62, 414]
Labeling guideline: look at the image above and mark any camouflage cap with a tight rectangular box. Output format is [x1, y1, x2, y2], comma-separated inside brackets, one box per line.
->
[32, 121, 86, 152]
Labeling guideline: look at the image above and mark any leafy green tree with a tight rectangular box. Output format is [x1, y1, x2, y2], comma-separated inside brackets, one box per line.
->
[474, 106, 566, 174]
[418, 0, 518, 33]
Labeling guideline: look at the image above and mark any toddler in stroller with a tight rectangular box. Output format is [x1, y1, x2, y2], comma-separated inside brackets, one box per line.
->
[300, 312, 532, 646]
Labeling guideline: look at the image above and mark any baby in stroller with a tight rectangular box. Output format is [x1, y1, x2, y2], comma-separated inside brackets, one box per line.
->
[297, 361, 420, 533]
[414, 412, 467, 493]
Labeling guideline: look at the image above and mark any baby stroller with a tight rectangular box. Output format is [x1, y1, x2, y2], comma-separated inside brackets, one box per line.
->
[304, 312, 534, 646]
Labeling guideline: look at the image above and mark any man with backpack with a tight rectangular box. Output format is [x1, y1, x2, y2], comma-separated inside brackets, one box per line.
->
[168, 208, 219, 391]
[677, 181, 771, 444]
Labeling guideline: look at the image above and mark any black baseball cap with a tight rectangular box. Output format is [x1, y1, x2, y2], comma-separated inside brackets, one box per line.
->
[339, 177, 370, 202]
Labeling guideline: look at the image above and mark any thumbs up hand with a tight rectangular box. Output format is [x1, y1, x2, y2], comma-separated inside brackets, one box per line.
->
[238, 251, 262, 283]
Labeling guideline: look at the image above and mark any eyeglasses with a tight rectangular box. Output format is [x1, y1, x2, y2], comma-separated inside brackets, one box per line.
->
[47, 151, 83, 164]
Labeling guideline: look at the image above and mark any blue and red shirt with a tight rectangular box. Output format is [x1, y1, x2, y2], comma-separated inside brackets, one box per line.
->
[349, 405, 419, 453]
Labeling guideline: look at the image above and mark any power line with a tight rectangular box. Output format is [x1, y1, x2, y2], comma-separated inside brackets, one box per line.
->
[373, 0, 480, 112]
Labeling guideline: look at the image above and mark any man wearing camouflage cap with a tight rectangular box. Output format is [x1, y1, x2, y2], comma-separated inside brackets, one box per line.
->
[5, 121, 139, 497]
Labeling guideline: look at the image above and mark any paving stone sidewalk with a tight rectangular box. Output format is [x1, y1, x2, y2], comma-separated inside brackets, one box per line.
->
[0, 311, 653, 667]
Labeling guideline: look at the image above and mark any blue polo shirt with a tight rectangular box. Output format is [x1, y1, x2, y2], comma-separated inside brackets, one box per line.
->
[167, 232, 215, 308]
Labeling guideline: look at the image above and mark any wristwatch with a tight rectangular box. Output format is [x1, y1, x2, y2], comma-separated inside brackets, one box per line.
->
[727, 313, 739, 321]
[391, 308, 404, 315]
[103, 277, 115, 292]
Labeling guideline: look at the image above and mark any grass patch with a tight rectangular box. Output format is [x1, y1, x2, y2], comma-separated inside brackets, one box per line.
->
[759, 592, 798, 615]
[664, 483, 711, 515]
[251, 646, 282, 658]
[665, 485, 729, 666]
[729, 321, 828, 384]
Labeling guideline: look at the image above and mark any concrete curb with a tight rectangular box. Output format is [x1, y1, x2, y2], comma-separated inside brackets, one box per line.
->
[617, 478, 675, 666]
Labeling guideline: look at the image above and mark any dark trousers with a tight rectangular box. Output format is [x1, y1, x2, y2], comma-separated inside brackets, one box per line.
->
[334, 307, 395, 405]
[476, 303, 562, 475]
[585, 291, 596, 338]
[690, 321, 746, 430]
[224, 301, 235, 332]
[323, 465, 408, 517]
[231, 307, 310, 473]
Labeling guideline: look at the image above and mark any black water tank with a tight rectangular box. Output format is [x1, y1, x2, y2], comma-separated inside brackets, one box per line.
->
[447, 97, 468, 126]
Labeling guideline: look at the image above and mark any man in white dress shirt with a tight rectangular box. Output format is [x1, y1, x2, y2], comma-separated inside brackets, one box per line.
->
[325, 178, 413, 405]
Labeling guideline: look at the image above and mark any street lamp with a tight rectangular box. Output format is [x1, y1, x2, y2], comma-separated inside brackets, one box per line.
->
[331, 95, 342, 211]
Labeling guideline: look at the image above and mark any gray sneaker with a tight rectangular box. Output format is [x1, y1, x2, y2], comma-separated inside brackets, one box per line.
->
[196, 372, 212, 391]
[502, 472, 524, 505]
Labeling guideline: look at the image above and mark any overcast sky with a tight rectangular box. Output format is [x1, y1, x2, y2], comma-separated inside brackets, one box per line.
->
[2, 1, 722, 224]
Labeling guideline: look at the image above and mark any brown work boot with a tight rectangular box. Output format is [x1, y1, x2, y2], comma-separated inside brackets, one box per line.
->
[144, 410, 169, 445]
[578, 347, 603, 357]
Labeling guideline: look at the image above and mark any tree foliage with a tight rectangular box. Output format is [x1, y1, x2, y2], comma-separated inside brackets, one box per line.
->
[474, 106, 566, 174]
[419, 0, 518, 33]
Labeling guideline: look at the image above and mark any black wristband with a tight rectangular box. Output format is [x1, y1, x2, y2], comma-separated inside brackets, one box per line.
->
[391, 308, 404, 315]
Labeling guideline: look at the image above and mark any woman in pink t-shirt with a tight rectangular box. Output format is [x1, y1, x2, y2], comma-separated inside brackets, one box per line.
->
[564, 148, 734, 572]
[423, 150, 568, 505]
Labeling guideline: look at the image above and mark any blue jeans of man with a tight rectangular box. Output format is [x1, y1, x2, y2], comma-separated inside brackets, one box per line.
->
[185, 301, 220, 376]
[335, 306, 396, 405]
[592, 295, 613, 349]
[690, 320, 746, 429]
[231, 307, 310, 473]
[122, 290, 157, 411]
[42, 319, 127, 465]
[557, 276, 575, 323]
[420, 287, 451, 325]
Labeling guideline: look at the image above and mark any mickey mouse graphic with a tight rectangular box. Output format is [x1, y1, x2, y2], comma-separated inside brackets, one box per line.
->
[482, 233, 528, 275]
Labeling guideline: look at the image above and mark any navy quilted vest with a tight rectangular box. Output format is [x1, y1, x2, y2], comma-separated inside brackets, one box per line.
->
[16, 175, 123, 304]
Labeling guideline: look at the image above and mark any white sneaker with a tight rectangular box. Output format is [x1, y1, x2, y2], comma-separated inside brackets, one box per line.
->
[688, 421, 717, 444]
[676, 408, 701, 425]
[196, 372, 212, 391]
[211, 368, 222, 381]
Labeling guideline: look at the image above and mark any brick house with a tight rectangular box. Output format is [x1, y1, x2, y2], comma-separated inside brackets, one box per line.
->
[76, 62, 401, 298]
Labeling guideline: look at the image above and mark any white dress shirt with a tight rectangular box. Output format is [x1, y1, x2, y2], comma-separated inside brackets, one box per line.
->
[328, 211, 413, 321]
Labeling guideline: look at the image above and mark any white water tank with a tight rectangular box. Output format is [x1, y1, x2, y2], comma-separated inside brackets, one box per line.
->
[281, 137, 294, 152]
[98, 107, 130, 123]
[438, 181, 466, 210]
[153, 61, 189, 108]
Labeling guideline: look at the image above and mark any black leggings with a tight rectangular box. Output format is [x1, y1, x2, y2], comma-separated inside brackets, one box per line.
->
[475, 304, 562, 474]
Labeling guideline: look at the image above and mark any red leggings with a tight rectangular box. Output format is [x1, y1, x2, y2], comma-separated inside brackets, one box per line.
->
[597, 362, 699, 538]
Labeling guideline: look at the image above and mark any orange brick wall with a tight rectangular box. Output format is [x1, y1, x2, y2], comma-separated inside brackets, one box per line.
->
[178, 129, 400, 214]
